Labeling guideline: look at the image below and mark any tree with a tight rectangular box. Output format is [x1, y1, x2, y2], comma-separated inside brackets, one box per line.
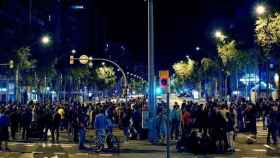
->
[14, 47, 37, 103]
[173, 58, 197, 81]
[256, 12, 280, 54]
[217, 39, 242, 96]
[95, 66, 117, 90]
[255, 12, 280, 98]
[173, 58, 200, 94]
[130, 79, 147, 94]
[200, 58, 220, 96]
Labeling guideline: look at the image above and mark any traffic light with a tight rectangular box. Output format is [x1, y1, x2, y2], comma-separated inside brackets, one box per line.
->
[159, 70, 169, 89]
[9, 60, 14, 69]
[160, 78, 168, 88]
[70, 55, 74, 64]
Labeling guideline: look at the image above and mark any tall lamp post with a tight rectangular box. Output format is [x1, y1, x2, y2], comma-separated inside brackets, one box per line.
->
[147, 0, 157, 143]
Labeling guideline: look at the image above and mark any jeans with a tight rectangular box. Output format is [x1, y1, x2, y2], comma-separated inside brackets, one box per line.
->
[79, 129, 86, 148]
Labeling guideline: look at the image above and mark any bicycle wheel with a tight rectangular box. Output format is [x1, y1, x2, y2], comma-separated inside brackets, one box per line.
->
[109, 135, 120, 153]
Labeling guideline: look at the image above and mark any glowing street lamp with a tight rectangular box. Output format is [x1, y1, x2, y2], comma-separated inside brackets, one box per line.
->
[41, 35, 51, 45]
[214, 30, 226, 40]
[71, 49, 76, 54]
[255, 4, 266, 16]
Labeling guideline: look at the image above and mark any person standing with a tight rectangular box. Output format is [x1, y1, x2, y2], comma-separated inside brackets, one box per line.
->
[79, 122, 86, 150]
[268, 105, 279, 145]
[0, 108, 10, 151]
[21, 107, 32, 142]
[51, 110, 61, 143]
[122, 109, 130, 143]
[170, 103, 180, 140]
[94, 109, 107, 137]
[226, 111, 235, 152]
[9, 106, 19, 140]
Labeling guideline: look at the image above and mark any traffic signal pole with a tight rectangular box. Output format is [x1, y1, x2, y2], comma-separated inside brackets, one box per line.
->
[148, 0, 157, 143]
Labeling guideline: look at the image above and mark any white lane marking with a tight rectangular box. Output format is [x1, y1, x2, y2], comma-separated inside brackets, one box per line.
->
[264, 144, 276, 150]
[252, 149, 266, 152]
[76, 153, 88, 156]
[32, 151, 44, 154]
[24, 144, 34, 147]
[235, 148, 241, 151]
[54, 152, 66, 155]
[241, 157, 257, 158]
[61, 144, 73, 148]
[99, 154, 113, 157]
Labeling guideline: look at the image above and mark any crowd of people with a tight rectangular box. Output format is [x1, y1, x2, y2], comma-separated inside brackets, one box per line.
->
[0, 98, 145, 151]
[157, 98, 280, 153]
[0, 97, 279, 154]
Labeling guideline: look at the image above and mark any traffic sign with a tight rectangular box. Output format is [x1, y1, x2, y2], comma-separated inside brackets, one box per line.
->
[79, 55, 89, 64]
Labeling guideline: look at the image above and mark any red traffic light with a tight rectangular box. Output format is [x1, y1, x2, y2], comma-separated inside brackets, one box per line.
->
[160, 78, 168, 89]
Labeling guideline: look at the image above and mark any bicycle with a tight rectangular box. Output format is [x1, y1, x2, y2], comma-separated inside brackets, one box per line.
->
[90, 130, 120, 153]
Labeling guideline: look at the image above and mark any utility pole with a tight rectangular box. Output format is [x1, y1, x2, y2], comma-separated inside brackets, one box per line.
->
[148, 0, 157, 143]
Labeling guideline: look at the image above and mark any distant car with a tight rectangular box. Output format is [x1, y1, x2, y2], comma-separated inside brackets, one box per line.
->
[178, 92, 192, 98]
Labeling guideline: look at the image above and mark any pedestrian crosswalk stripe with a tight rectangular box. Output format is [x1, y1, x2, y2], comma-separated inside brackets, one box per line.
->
[252, 149, 266, 152]
[99, 154, 113, 157]
[61, 144, 73, 148]
[54, 152, 66, 155]
[32, 151, 44, 154]
[24, 144, 34, 147]
[76, 153, 88, 156]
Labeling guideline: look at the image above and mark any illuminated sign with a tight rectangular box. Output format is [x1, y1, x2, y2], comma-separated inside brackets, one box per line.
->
[240, 74, 260, 85]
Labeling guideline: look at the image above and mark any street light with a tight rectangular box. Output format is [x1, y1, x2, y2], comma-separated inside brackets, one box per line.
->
[41, 35, 51, 45]
[71, 49, 76, 54]
[195, 46, 200, 51]
[255, 4, 266, 16]
[214, 30, 226, 40]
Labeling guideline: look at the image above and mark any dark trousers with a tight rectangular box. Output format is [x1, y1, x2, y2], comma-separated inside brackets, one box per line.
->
[171, 119, 179, 139]
[11, 124, 18, 139]
[51, 126, 60, 142]
[44, 125, 52, 140]
[267, 126, 278, 144]
[73, 127, 79, 142]
[22, 126, 30, 141]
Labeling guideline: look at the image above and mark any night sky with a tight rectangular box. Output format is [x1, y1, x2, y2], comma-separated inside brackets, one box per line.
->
[95, 0, 259, 70]
[2, 0, 280, 72]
